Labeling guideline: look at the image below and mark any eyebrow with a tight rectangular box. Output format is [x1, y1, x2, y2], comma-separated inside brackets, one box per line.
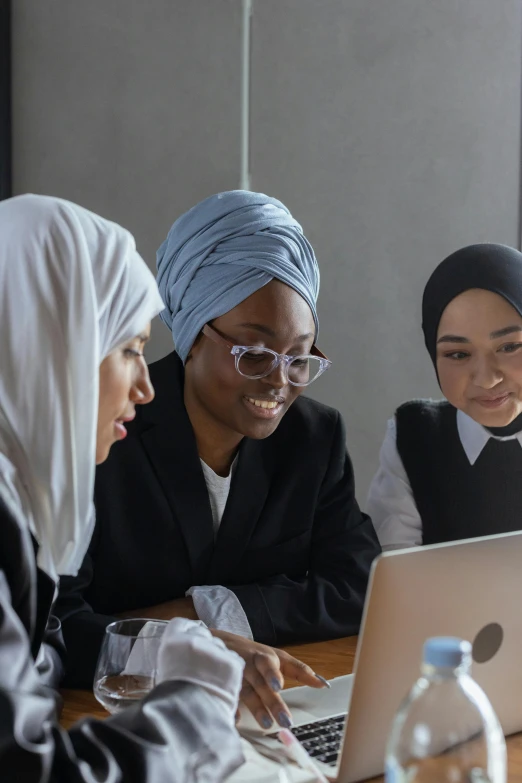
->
[437, 324, 522, 345]
[138, 333, 151, 343]
[236, 322, 314, 341]
[436, 334, 470, 344]
[490, 325, 522, 339]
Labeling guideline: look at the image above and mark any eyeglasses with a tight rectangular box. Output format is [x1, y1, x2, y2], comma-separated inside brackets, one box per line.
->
[202, 324, 332, 387]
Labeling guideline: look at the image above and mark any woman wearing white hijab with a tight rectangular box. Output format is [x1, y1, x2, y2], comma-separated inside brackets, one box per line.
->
[0, 194, 245, 782]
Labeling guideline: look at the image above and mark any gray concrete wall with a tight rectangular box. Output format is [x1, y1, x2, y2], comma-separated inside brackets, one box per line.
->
[12, 0, 522, 498]
[250, 0, 522, 495]
[12, 0, 243, 360]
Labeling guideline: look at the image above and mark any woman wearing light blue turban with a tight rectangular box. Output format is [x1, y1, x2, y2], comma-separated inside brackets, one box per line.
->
[58, 191, 381, 732]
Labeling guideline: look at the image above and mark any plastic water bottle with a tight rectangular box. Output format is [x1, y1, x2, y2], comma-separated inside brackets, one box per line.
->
[385, 637, 506, 783]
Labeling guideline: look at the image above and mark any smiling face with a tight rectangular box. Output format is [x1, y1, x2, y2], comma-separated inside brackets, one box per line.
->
[436, 289, 522, 427]
[96, 324, 154, 463]
[184, 279, 316, 441]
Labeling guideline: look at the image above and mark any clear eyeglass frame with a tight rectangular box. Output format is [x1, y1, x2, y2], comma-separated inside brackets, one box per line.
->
[202, 323, 332, 387]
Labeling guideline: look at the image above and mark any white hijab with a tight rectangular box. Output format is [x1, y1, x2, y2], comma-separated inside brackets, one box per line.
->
[0, 195, 163, 580]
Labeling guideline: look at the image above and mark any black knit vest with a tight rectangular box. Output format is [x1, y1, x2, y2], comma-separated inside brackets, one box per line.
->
[395, 400, 522, 544]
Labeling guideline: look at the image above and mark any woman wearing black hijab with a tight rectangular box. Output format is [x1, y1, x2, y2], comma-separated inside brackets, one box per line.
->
[367, 243, 522, 549]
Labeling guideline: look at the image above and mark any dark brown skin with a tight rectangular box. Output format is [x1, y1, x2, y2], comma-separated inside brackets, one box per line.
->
[125, 280, 326, 728]
[184, 279, 315, 475]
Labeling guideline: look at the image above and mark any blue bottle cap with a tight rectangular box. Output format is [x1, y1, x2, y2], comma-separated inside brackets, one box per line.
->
[423, 637, 472, 668]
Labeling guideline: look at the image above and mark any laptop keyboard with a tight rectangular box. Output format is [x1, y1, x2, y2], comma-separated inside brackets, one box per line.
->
[270, 714, 346, 767]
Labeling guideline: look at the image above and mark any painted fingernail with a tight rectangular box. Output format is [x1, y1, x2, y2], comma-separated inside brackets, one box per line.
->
[261, 715, 273, 729]
[314, 673, 331, 689]
[271, 676, 282, 692]
[278, 712, 293, 728]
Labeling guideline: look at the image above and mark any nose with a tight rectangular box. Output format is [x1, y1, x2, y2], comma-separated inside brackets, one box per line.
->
[471, 353, 503, 390]
[130, 360, 155, 406]
[261, 357, 288, 390]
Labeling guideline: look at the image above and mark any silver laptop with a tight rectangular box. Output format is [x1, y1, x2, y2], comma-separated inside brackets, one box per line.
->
[239, 531, 522, 781]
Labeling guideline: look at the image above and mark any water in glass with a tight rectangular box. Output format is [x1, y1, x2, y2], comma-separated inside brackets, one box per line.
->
[93, 618, 167, 715]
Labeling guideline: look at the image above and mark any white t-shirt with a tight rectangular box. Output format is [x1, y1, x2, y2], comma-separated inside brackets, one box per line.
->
[199, 458, 235, 538]
[186, 456, 253, 639]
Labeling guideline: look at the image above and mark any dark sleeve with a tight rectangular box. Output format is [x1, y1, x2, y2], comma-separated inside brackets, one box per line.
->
[229, 412, 381, 646]
[33, 566, 67, 690]
[35, 615, 66, 690]
[54, 541, 118, 688]
[0, 571, 244, 783]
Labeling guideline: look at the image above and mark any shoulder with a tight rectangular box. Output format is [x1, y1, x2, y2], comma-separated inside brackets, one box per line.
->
[268, 397, 349, 478]
[0, 495, 33, 616]
[395, 398, 454, 429]
[134, 351, 183, 427]
[278, 395, 342, 440]
[394, 399, 457, 465]
[147, 350, 183, 387]
[0, 495, 28, 566]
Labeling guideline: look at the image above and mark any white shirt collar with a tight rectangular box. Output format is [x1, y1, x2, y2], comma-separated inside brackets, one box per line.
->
[456, 409, 522, 465]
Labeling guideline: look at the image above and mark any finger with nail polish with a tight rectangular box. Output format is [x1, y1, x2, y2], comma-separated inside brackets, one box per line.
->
[261, 714, 274, 730]
[278, 711, 293, 729]
[314, 672, 331, 689]
[271, 676, 282, 692]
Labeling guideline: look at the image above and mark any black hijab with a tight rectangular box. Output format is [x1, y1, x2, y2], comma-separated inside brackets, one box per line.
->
[422, 243, 522, 436]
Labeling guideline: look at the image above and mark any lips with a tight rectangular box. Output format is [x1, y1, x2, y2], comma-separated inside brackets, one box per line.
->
[245, 397, 281, 410]
[114, 421, 128, 439]
[113, 413, 135, 440]
[473, 393, 511, 408]
[243, 395, 285, 419]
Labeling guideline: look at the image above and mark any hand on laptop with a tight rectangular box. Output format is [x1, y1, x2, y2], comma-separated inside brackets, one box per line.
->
[210, 629, 329, 730]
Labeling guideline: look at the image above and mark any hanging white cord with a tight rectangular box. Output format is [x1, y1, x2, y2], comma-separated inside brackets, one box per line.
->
[240, 0, 252, 190]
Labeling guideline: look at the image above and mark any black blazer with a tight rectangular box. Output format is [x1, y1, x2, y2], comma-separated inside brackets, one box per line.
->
[0, 495, 243, 781]
[57, 352, 380, 687]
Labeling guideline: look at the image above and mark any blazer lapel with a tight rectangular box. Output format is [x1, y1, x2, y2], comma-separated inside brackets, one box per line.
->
[139, 354, 215, 584]
[207, 436, 276, 582]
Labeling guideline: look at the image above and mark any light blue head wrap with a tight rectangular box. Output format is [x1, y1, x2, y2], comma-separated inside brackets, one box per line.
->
[156, 190, 320, 362]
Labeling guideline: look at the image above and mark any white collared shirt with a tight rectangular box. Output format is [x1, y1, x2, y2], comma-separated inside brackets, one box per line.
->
[366, 408, 522, 551]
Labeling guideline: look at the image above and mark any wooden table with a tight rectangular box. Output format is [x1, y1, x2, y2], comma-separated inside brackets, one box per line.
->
[60, 635, 522, 780]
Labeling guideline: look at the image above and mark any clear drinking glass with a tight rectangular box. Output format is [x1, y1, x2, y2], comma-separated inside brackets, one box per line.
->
[93, 618, 168, 714]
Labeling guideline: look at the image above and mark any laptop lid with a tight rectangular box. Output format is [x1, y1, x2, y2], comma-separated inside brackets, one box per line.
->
[338, 531, 522, 783]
